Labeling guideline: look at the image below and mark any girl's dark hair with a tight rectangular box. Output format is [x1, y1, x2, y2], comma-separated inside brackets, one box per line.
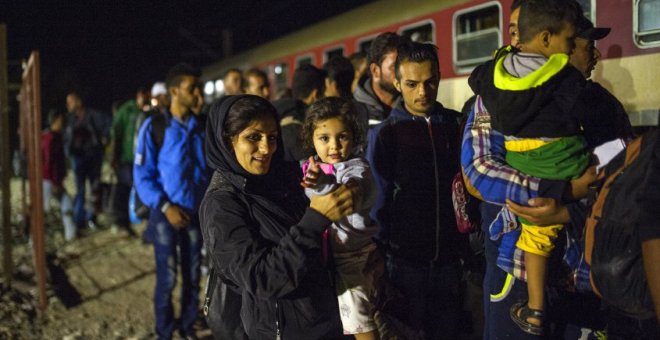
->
[222, 96, 278, 145]
[301, 97, 365, 155]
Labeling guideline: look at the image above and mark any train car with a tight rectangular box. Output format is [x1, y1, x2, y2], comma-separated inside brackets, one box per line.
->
[202, 0, 660, 126]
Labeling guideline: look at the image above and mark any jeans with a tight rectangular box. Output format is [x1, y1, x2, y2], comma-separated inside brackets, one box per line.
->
[43, 180, 76, 241]
[480, 202, 607, 339]
[385, 254, 461, 339]
[150, 209, 202, 340]
[71, 155, 102, 228]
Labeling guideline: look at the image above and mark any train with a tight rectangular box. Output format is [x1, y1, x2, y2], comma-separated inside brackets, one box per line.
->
[201, 0, 660, 127]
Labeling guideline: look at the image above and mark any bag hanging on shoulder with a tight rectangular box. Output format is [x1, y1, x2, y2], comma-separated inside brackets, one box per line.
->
[452, 171, 482, 233]
[203, 266, 248, 340]
[585, 129, 659, 319]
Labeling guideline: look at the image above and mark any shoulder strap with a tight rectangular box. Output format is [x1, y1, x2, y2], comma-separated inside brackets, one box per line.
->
[150, 114, 168, 152]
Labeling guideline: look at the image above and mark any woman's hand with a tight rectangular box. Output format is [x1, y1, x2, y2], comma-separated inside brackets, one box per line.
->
[506, 198, 570, 226]
[309, 183, 355, 221]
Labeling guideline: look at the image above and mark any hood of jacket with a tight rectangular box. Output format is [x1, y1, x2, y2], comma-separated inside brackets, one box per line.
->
[468, 47, 584, 136]
[273, 97, 306, 122]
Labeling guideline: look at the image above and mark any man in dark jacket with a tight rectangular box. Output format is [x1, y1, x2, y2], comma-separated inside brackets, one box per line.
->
[64, 91, 111, 231]
[273, 64, 325, 162]
[354, 32, 407, 128]
[367, 41, 464, 339]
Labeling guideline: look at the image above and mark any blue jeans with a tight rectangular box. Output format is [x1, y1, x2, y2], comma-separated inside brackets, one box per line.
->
[385, 254, 461, 339]
[150, 209, 202, 339]
[480, 202, 606, 339]
[71, 155, 102, 228]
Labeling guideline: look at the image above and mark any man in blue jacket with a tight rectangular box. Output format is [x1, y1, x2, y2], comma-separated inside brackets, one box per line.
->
[133, 63, 209, 340]
[367, 41, 464, 339]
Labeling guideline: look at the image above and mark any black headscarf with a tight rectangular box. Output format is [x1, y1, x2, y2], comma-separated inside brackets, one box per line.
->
[205, 95, 306, 208]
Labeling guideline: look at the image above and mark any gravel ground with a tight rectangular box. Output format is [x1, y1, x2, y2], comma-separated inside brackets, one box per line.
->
[1, 177, 211, 340]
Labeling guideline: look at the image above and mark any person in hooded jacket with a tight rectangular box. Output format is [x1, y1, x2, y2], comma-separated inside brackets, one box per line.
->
[200, 94, 357, 339]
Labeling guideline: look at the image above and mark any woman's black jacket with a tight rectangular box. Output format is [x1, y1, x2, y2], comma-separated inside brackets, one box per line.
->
[199, 170, 343, 340]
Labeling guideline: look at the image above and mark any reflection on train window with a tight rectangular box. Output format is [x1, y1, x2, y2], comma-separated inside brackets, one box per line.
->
[453, 1, 502, 73]
[576, 0, 595, 22]
[296, 55, 315, 68]
[324, 46, 344, 63]
[634, 0, 660, 47]
[273, 62, 288, 94]
[399, 20, 435, 43]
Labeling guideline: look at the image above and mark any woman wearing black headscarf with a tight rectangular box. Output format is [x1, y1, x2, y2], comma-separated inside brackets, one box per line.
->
[200, 95, 354, 339]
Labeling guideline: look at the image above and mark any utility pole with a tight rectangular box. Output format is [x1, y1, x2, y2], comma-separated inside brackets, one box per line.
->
[1, 24, 13, 289]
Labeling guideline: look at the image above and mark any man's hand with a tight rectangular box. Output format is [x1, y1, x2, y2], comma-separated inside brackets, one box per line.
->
[301, 157, 322, 188]
[164, 205, 191, 229]
[506, 197, 570, 226]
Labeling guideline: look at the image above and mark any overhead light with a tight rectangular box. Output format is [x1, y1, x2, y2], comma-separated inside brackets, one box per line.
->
[215, 79, 225, 93]
[274, 65, 282, 74]
[204, 81, 215, 95]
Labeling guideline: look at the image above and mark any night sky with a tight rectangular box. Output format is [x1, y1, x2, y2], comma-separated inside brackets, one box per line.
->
[1, 0, 374, 113]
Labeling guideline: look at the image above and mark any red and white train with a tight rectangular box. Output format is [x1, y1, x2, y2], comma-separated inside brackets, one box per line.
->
[202, 0, 660, 126]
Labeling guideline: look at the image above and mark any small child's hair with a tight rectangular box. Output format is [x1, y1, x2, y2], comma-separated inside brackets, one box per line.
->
[302, 97, 365, 156]
[518, 0, 580, 44]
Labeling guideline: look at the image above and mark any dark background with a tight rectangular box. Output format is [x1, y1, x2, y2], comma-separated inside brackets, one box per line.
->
[1, 0, 374, 113]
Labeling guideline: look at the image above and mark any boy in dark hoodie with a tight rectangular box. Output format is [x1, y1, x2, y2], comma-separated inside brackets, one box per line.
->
[468, 0, 589, 335]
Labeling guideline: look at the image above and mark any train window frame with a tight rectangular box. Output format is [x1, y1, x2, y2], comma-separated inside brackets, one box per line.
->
[633, 0, 660, 48]
[576, 0, 596, 22]
[452, 1, 503, 74]
[356, 33, 380, 55]
[323, 44, 346, 64]
[398, 19, 437, 44]
[295, 54, 316, 68]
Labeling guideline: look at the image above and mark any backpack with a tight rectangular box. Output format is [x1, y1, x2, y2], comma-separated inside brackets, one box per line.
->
[201, 171, 249, 340]
[585, 128, 659, 319]
[132, 113, 168, 220]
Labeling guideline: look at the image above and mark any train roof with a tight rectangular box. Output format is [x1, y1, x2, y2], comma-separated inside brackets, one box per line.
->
[202, 0, 467, 81]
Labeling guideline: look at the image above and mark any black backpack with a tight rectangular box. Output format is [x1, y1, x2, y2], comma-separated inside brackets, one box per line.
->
[585, 128, 659, 319]
[133, 113, 169, 219]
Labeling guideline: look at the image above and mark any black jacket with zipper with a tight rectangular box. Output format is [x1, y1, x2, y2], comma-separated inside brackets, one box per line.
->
[199, 169, 343, 340]
[367, 99, 465, 264]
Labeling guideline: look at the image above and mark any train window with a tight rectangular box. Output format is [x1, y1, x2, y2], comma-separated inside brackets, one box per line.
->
[452, 1, 502, 73]
[357, 34, 379, 55]
[576, 0, 595, 22]
[399, 20, 436, 44]
[324, 46, 345, 63]
[296, 54, 315, 68]
[634, 0, 660, 47]
[273, 62, 288, 93]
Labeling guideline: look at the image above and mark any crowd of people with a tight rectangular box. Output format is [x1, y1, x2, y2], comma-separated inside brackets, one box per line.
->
[37, 0, 659, 339]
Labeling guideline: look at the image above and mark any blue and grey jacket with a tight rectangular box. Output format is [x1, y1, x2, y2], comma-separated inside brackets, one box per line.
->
[133, 110, 209, 214]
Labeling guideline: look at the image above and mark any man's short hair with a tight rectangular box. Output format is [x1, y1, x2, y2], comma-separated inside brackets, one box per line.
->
[518, 0, 580, 44]
[394, 41, 439, 80]
[223, 68, 241, 79]
[67, 91, 83, 102]
[165, 63, 201, 89]
[367, 32, 404, 67]
[511, 0, 524, 11]
[242, 68, 269, 89]
[323, 56, 354, 98]
[291, 64, 325, 101]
